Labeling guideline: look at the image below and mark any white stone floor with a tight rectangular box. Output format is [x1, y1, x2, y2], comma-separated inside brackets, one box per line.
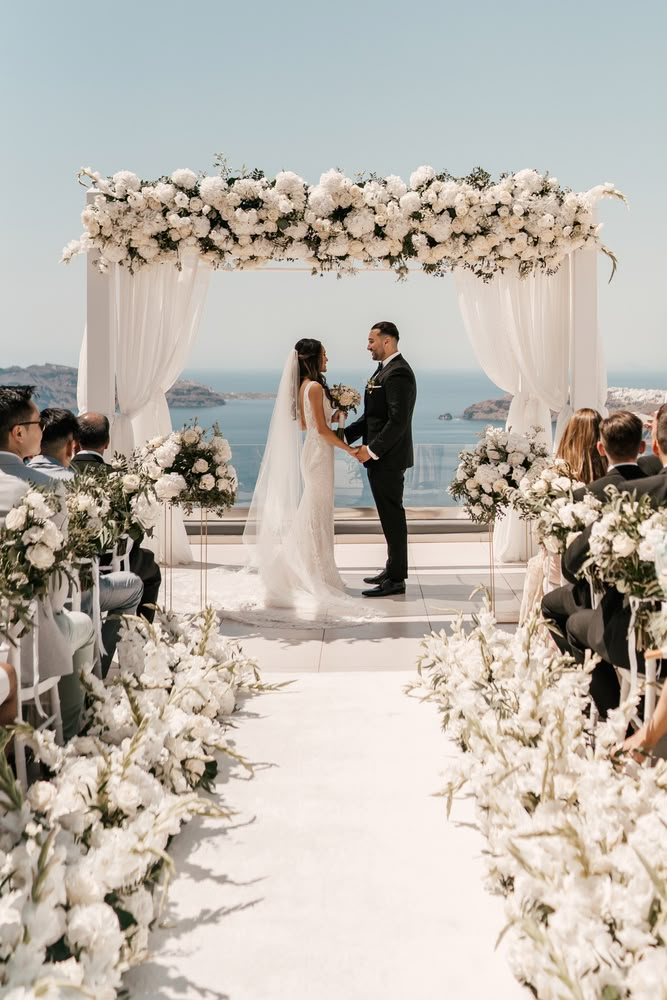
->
[125, 536, 527, 999]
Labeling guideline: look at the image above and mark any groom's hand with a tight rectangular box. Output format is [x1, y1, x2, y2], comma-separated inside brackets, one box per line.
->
[355, 445, 372, 464]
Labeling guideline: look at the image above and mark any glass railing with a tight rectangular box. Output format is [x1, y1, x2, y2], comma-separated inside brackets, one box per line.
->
[230, 443, 463, 509]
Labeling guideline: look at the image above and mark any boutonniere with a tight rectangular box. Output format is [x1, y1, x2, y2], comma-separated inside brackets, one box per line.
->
[366, 376, 381, 393]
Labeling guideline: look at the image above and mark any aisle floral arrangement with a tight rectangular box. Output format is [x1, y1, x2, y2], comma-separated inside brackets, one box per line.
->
[137, 420, 237, 516]
[414, 612, 667, 999]
[0, 488, 71, 638]
[0, 608, 262, 997]
[449, 426, 549, 523]
[62, 162, 624, 280]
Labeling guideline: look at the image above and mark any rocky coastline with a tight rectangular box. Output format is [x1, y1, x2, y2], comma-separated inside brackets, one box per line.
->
[0, 364, 276, 409]
[444, 387, 667, 422]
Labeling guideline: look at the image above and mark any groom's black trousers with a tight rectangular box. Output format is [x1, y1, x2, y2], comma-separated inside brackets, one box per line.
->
[367, 462, 408, 581]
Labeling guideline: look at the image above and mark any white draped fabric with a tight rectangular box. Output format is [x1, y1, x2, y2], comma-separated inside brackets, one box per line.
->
[455, 265, 572, 562]
[109, 254, 210, 564]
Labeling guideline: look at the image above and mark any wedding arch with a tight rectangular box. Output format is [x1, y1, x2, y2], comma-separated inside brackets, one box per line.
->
[64, 162, 624, 561]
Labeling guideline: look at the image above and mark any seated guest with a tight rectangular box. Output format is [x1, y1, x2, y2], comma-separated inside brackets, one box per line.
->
[623, 652, 667, 759]
[0, 386, 95, 740]
[72, 412, 161, 623]
[520, 409, 606, 622]
[541, 411, 651, 716]
[28, 407, 79, 481]
[29, 408, 144, 678]
[557, 405, 667, 716]
[576, 410, 647, 500]
[557, 407, 607, 484]
[0, 662, 18, 729]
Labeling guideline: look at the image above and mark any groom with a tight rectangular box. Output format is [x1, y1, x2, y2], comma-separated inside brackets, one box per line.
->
[346, 321, 417, 597]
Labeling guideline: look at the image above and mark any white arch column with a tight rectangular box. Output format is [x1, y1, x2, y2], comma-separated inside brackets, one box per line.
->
[77, 190, 115, 418]
[569, 247, 607, 417]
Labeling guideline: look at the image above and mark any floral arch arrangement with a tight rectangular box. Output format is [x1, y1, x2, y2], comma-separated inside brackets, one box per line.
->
[63, 160, 624, 281]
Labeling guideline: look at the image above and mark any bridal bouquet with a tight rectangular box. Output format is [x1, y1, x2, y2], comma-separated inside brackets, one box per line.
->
[329, 383, 362, 439]
[449, 426, 549, 523]
[0, 487, 72, 638]
[138, 421, 237, 516]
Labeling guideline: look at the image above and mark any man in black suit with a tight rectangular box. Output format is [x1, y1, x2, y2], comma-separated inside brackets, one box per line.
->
[542, 411, 649, 715]
[345, 322, 417, 597]
[72, 413, 162, 622]
[556, 405, 667, 716]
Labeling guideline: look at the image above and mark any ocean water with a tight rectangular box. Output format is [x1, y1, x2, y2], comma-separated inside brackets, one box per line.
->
[170, 368, 666, 508]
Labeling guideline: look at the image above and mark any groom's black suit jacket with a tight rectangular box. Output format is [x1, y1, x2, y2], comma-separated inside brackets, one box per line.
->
[345, 355, 417, 469]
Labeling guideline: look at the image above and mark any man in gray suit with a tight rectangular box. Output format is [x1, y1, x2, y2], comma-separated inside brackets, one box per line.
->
[0, 386, 95, 739]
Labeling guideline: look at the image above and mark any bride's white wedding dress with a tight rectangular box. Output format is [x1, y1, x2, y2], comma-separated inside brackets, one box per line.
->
[172, 353, 375, 628]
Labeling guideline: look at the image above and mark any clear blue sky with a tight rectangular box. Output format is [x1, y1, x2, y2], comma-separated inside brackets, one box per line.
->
[2, 0, 665, 374]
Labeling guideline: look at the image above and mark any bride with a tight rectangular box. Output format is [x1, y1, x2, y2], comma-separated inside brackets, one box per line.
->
[189, 338, 372, 627]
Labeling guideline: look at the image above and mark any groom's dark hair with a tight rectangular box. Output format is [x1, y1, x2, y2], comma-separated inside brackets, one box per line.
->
[372, 321, 399, 342]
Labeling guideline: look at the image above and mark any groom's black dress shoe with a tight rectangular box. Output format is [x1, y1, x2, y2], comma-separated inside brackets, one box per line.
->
[362, 579, 406, 598]
[363, 571, 388, 585]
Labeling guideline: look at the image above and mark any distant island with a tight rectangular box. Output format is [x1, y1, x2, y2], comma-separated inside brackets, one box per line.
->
[0, 364, 276, 409]
[444, 386, 667, 422]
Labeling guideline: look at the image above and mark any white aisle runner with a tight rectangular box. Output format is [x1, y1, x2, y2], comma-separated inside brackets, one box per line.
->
[126, 672, 524, 999]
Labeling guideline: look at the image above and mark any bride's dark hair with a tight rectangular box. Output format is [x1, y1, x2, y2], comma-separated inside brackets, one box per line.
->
[295, 338, 334, 404]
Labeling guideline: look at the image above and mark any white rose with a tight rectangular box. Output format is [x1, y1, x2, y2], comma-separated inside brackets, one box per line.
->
[409, 165, 436, 190]
[26, 543, 56, 570]
[171, 168, 198, 190]
[200, 474, 215, 491]
[612, 533, 636, 558]
[154, 473, 187, 501]
[192, 458, 209, 473]
[122, 474, 141, 493]
[212, 437, 232, 462]
[493, 479, 508, 494]
[4, 506, 28, 531]
[554, 476, 573, 492]
[181, 428, 199, 445]
[532, 479, 549, 496]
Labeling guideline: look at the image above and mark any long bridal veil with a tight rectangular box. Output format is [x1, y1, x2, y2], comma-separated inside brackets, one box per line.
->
[242, 349, 303, 600]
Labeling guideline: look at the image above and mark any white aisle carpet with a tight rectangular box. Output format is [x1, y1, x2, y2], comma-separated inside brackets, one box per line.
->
[125, 670, 524, 1000]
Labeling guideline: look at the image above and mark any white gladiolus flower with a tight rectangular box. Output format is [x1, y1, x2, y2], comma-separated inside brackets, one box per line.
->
[27, 780, 57, 813]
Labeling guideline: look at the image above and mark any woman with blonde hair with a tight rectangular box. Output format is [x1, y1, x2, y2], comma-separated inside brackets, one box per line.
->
[519, 408, 606, 622]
